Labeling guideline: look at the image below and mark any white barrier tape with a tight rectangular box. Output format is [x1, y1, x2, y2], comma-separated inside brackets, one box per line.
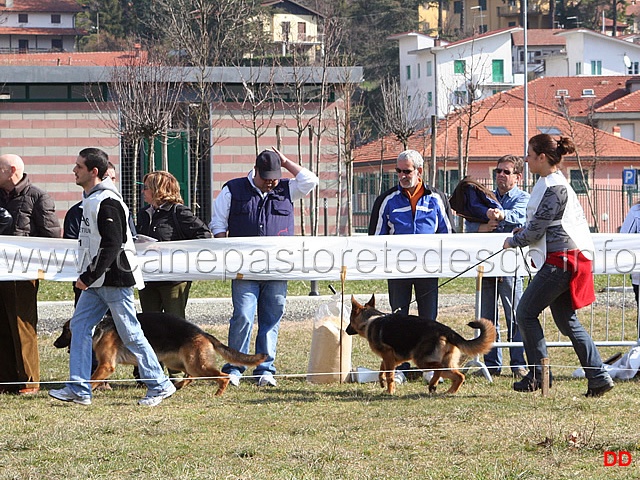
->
[0, 233, 639, 281]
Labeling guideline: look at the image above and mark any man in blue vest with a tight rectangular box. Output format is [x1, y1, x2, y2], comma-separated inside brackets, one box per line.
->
[210, 148, 318, 387]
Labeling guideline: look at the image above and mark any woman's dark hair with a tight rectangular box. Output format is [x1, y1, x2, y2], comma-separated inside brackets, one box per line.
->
[528, 134, 576, 166]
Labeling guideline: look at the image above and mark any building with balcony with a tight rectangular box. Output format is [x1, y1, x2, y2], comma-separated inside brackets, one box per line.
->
[0, 0, 83, 53]
[262, 0, 324, 64]
[419, 0, 551, 38]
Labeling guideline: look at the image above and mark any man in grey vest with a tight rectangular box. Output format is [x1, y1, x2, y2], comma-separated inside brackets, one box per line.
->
[210, 147, 318, 387]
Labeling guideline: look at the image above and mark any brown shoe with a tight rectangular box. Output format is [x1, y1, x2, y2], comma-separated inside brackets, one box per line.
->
[17, 387, 40, 396]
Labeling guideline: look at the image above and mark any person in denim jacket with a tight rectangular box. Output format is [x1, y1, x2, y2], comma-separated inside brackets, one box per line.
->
[466, 155, 529, 378]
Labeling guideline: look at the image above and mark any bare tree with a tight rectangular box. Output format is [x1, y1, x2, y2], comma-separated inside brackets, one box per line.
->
[224, 65, 280, 156]
[373, 77, 429, 151]
[335, 72, 371, 236]
[88, 47, 184, 216]
[279, 54, 324, 236]
[151, 0, 265, 214]
[557, 96, 602, 231]
[440, 50, 506, 177]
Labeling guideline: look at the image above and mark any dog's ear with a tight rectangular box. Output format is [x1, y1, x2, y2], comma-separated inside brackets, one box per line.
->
[366, 294, 375, 308]
[351, 295, 363, 309]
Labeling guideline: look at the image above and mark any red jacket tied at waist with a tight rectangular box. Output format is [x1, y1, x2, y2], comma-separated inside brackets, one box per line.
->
[545, 250, 596, 310]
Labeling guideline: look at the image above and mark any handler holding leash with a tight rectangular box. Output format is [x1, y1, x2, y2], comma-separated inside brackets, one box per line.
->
[49, 148, 175, 406]
[503, 134, 614, 397]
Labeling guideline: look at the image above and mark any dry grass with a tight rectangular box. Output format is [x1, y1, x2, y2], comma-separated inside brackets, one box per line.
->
[1, 307, 639, 479]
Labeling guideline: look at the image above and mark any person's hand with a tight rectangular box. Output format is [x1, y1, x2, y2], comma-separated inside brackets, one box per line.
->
[478, 219, 499, 232]
[75, 278, 88, 291]
[271, 146, 289, 168]
[487, 208, 504, 222]
[503, 238, 512, 249]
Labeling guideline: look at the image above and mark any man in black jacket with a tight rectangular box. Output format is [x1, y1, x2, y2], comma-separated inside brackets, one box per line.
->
[0, 153, 61, 395]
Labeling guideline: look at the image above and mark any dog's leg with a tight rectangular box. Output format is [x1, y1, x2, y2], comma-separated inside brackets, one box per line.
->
[90, 361, 116, 390]
[428, 371, 441, 394]
[416, 362, 442, 394]
[183, 349, 230, 396]
[441, 369, 465, 394]
[171, 377, 193, 390]
[378, 361, 387, 390]
[379, 352, 397, 394]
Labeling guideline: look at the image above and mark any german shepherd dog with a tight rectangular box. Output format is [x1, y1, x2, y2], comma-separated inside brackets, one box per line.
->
[54, 312, 267, 396]
[346, 295, 496, 395]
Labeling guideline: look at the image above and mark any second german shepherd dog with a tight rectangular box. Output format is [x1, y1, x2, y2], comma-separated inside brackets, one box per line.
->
[54, 312, 267, 396]
[346, 295, 496, 395]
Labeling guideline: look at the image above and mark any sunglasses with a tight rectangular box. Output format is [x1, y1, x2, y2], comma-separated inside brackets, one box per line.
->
[395, 168, 415, 175]
[495, 168, 514, 175]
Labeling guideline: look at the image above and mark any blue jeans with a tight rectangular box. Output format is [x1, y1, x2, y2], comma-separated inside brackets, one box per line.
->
[480, 276, 526, 373]
[223, 279, 287, 376]
[516, 263, 610, 386]
[387, 277, 438, 319]
[68, 286, 172, 399]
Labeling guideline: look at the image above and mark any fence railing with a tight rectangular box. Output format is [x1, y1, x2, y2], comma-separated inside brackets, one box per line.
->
[352, 173, 639, 234]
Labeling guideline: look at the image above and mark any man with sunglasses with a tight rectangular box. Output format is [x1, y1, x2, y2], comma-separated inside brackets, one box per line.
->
[369, 149, 454, 323]
[466, 154, 529, 378]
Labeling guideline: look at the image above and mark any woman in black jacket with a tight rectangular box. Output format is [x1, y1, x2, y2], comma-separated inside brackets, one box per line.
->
[136, 171, 212, 319]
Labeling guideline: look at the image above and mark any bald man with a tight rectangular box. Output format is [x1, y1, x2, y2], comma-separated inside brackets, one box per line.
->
[0, 154, 61, 395]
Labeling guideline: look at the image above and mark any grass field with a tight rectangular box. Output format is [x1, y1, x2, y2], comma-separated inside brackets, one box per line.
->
[2, 301, 639, 479]
[37, 274, 632, 301]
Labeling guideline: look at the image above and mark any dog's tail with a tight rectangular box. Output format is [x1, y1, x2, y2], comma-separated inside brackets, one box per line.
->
[452, 318, 496, 356]
[205, 333, 268, 366]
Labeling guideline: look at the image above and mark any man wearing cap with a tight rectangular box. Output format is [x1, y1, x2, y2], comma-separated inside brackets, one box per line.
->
[210, 147, 318, 387]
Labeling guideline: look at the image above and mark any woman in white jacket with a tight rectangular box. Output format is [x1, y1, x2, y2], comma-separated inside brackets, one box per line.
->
[503, 134, 614, 398]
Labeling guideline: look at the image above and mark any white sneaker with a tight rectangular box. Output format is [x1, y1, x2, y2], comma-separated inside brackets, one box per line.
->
[423, 371, 444, 384]
[228, 373, 241, 387]
[138, 382, 176, 407]
[257, 374, 277, 387]
[49, 387, 91, 405]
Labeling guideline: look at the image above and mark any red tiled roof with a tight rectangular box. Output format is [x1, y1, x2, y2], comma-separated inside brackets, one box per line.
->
[511, 29, 565, 47]
[0, 27, 80, 35]
[353, 92, 640, 164]
[0, 0, 82, 12]
[0, 51, 148, 66]
[595, 87, 640, 113]
[507, 76, 632, 117]
[434, 27, 517, 49]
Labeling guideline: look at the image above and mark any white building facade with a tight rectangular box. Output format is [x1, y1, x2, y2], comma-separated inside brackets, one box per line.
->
[392, 28, 520, 118]
[545, 29, 640, 76]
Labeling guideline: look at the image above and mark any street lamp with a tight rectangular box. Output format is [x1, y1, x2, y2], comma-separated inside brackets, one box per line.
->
[470, 6, 486, 34]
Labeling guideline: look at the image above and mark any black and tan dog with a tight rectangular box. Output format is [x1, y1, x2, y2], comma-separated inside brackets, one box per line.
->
[54, 312, 267, 396]
[346, 295, 496, 395]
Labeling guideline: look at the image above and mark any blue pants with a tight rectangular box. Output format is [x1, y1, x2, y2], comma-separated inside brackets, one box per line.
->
[68, 286, 172, 398]
[387, 277, 438, 319]
[222, 279, 287, 377]
[516, 263, 610, 387]
[480, 276, 526, 373]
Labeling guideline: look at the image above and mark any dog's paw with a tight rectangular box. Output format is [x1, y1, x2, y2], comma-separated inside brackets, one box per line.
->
[428, 385, 437, 394]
